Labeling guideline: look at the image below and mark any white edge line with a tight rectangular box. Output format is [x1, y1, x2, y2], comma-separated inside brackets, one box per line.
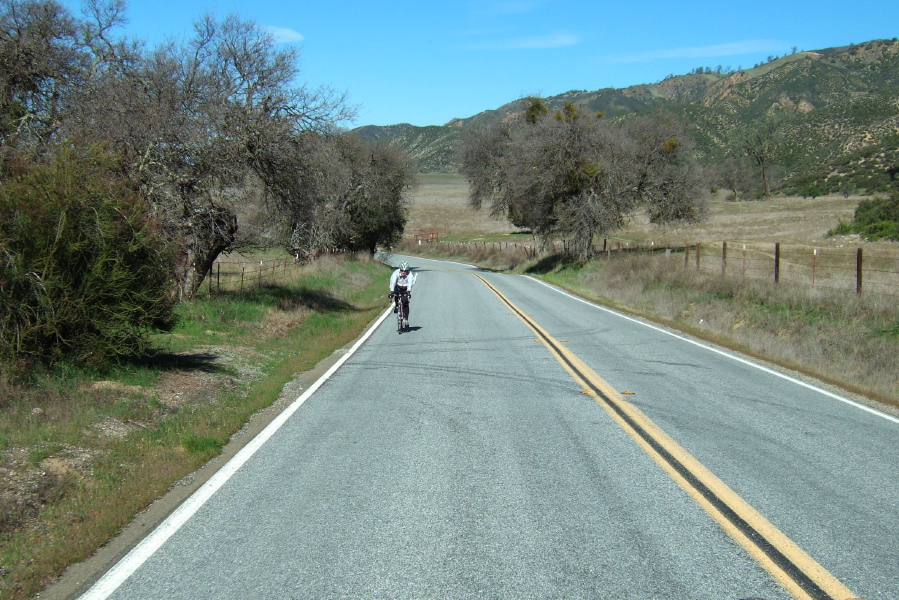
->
[79, 305, 396, 599]
[524, 275, 899, 425]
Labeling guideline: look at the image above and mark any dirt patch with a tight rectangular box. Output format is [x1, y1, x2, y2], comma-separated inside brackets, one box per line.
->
[0, 445, 94, 535]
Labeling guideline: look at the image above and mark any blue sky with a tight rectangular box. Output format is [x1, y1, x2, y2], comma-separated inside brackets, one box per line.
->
[62, 0, 898, 127]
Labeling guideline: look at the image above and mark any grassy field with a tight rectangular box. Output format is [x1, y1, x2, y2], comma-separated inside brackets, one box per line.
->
[401, 174, 899, 412]
[0, 254, 392, 600]
[408, 174, 899, 248]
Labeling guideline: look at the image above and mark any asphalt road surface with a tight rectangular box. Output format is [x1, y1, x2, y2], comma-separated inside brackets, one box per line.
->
[74, 255, 898, 600]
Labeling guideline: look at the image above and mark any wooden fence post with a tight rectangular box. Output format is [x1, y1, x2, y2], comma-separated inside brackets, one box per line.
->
[774, 243, 780, 284]
[684, 245, 690, 268]
[812, 249, 817, 287]
[695, 243, 701, 270]
[240, 266, 245, 294]
[856, 248, 863, 295]
[722, 242, 727, 275]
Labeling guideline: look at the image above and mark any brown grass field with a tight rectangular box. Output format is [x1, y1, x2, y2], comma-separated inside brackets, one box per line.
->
[407, 173, 899, 250]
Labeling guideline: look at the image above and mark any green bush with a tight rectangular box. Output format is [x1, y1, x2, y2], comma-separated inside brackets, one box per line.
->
[828, 191, 899, 240]
[0, 146, 176, 374]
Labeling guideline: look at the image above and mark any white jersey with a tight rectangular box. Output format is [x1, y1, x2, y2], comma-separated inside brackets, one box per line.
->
[389, 269, 415, 293]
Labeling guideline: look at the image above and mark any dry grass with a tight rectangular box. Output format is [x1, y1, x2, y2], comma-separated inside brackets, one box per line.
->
[407, 175, 899, 249]
[406, 174, 518, 238]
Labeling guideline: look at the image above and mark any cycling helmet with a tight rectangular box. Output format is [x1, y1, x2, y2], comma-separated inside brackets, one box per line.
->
[399, 261, 409, 271]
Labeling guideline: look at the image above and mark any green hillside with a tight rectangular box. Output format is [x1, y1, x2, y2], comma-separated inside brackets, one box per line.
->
[354, 38, 899, 195]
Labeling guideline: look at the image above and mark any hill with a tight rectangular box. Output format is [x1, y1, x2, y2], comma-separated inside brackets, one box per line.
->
[353, 38, 899, 195]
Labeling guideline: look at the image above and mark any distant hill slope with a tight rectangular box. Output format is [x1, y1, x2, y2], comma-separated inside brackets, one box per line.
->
[352, 124, 462, 173]
[353, 38, 899, 195]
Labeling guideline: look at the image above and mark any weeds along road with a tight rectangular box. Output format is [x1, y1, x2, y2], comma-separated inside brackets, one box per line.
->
[74, 255, 897, 600]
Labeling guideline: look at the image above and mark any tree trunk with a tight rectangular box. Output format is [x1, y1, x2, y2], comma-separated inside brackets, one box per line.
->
[173, 204, 238, 301]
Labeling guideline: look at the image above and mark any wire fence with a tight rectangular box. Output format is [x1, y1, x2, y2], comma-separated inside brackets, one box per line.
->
[199, 240, 899, 298]
[428, 238, 899, 298]
[655, 241, 899, 297]
[198, 257, 303, 295]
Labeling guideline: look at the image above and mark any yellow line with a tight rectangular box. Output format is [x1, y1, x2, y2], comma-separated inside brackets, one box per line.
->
[475, 274, 861, 600]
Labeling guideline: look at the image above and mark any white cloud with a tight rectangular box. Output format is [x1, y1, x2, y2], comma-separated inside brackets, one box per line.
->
[263, 26, 304, 44]
[471, 30, 580, 50]
[604, 40, 786, 63]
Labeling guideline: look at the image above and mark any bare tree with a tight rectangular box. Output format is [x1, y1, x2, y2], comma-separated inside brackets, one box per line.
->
[328, 135, 415, 255]
[734, 112, 785, 201]
[715, 156, 755, 200]
[461, 101, 707, 260]
[60, 10, 356, 298]
[626, 113, 707, 224]
[0, 0, 86, 146]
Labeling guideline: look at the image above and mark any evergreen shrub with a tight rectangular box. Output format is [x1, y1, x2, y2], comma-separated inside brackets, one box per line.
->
[0, 146, 176, 374]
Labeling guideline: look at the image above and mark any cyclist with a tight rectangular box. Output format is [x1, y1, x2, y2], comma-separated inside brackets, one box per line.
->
[389, 262, 415, 327]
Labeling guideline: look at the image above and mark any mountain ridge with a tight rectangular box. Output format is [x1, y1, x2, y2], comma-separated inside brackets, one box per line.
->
[353, 38, 899, 195]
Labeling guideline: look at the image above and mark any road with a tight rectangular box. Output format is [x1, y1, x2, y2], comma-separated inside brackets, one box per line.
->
[75, 255, 898, 600]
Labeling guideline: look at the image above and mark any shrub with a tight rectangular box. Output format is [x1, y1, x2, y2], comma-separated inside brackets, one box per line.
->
[828, 191, 899, 241]
[0, 146, 176, 374]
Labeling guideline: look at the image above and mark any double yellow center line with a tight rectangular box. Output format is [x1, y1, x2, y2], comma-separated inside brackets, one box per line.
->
[476, 274, 862, 600]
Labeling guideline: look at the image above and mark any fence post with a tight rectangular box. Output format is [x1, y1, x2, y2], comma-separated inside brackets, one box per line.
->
[722, 242, 727, 275]
[216, 262, 221, 293]
[684, 245, 690, 268]
[695, 243, 701, 270]
[240, 266, 245, 294]
[856, 248, 863, 295]
[208, 267, 212, 295]
[812, 249, 817, 287]
[742, 245, 747, 279]
[774, 243, 780, 284]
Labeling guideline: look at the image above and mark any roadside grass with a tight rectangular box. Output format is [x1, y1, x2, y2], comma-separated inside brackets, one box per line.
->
[0, 253, 391, 600]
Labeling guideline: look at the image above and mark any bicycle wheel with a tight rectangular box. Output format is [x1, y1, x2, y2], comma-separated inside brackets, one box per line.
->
[396, 299, 405, 333]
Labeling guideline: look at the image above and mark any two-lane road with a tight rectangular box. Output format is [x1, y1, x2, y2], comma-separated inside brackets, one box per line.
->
[75, 255, 898, 600]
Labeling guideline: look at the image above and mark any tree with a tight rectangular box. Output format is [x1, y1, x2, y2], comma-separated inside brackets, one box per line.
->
[734, 112, 785, 200]
[461, 101, 707, 260]
[0, 0, 85, 145]
[273, 133, 415, 257]
[626, 114, 708, 225]
[60, 10, 355, 298]
[715, 156, 755, 200]
[330, 136, 415, 255]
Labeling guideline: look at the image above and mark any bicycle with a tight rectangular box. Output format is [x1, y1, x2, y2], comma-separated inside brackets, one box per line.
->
[390, 291, 410, 334]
